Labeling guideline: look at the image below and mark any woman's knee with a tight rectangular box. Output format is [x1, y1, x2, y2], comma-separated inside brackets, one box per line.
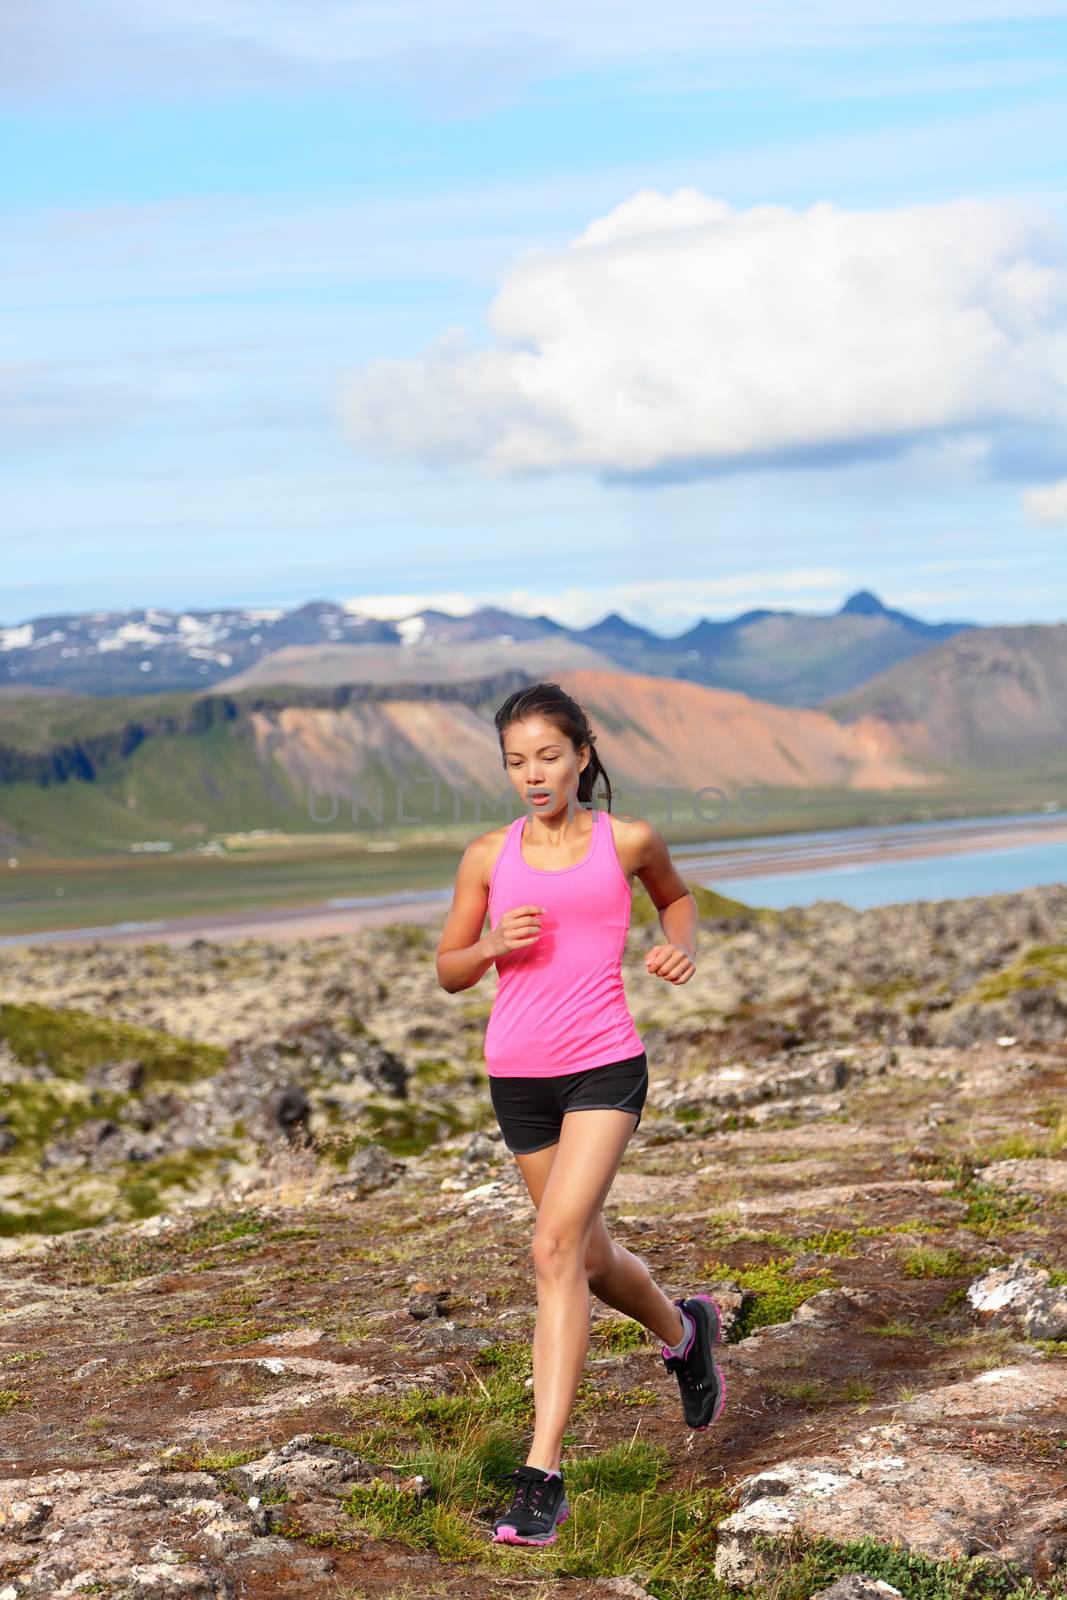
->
[532, 1226, 578, 1275]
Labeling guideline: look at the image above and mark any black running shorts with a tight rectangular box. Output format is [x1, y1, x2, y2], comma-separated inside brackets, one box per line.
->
[488, 1051, 648, 1155]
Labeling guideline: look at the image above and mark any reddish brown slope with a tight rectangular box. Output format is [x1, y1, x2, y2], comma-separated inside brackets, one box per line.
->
[247, 667, 940, 805]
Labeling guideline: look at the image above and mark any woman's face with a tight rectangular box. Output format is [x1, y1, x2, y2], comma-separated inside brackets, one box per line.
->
[502, 716, 589, 821]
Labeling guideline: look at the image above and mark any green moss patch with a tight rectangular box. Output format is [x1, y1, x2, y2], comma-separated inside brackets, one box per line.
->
[704, 1255, 839, 1337]
[956, 1180, 1041, 1234]
[0, 1197, 113, 1239]
[970, 940, 1067, 1003]
[163, 1445, 264, 1473]
[115, 1146, 241, 1220]
[899, 1244, 991, 1279]
[592, 1316, 649, 1353]
[0, 1000, 227, 1087]
[0, 1139, 244, 1237]
[358, 1097, 468, 1156]
[410, 1056, 462, 1086]
[0, 1078, 130, 1156]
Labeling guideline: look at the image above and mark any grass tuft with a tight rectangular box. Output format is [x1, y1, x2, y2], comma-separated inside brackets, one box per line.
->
[703, 1255, 839, 1337]
[899, 1244, 987, 1279]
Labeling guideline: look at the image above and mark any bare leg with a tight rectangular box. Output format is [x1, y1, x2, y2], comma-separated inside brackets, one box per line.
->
[521, 1109, 638, 1474]
[514, 1128, 686, 1354]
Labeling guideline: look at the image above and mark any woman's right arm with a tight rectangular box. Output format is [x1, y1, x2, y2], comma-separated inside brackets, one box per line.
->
[435, 837, 544, 993]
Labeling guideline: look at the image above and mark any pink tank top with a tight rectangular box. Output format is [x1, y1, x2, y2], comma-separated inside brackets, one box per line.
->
[484, 806, 643, 1077]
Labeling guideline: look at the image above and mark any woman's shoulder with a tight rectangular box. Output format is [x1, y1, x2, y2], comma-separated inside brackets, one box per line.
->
[467, 820, 514, 890]
[604, 810, 658, 870]
[474, 819, 514, 849]
[605, 809, 653, 841]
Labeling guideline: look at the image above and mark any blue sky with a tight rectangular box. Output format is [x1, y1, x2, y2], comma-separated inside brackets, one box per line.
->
[3, 2, 1067, 635]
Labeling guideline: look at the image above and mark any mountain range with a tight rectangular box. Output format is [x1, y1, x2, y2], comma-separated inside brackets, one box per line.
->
[2, 590, 1064, 859]
[0, 589, 973, 707]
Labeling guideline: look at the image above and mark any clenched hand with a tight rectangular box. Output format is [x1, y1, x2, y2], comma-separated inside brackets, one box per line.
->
[644, 943, 695, 984]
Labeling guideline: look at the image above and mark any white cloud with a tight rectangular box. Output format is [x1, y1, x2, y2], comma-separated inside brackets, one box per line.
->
[338, 187, 1067, 480]
[1022, 476, 1067, 524]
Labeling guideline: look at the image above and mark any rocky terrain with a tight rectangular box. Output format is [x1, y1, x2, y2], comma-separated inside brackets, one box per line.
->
[0, 880, 1065, 1598]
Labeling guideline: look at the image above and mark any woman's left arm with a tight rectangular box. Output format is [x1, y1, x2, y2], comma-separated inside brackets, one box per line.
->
[628, 818, 697, 985]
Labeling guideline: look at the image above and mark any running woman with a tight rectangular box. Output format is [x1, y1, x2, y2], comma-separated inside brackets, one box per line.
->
[436, 681, 726, 1547]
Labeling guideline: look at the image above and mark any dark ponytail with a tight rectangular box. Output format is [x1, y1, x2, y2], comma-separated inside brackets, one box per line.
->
[494, 681, 614, 811]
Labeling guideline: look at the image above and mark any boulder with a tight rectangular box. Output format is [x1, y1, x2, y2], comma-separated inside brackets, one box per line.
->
[966, 1257, 1067, 1342]
[895, 1362, 1067, 1422]
[330, 1140, 406, 1195]
[231, 1435, 369, 1500]
[975, 1159, 1067, 1196]
[714, 1435, 1046, 1584]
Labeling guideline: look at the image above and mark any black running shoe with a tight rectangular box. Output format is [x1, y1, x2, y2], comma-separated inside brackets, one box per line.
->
[661, 1293, 727, 1430]
[490, 1464, 570, 1545]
